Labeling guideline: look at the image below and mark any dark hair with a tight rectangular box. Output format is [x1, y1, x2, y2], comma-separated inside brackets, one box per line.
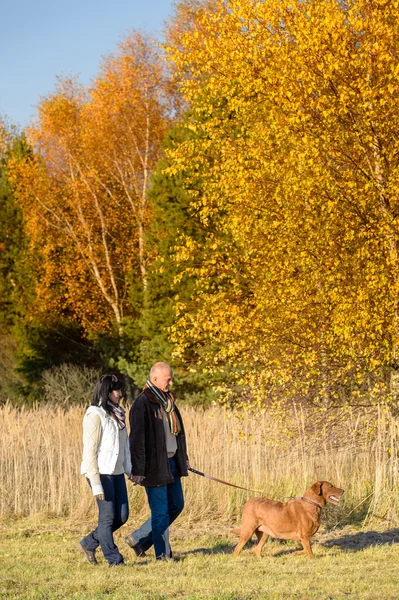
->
[92, 374, 123, 411]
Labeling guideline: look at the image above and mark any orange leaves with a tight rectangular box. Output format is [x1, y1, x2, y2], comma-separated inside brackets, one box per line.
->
[10, 31, 170, 335]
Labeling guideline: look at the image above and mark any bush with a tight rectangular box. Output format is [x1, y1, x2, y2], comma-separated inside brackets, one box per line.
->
[41, 363, 100, 405]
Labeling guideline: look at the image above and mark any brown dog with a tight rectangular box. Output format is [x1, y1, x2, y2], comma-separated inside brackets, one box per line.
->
[232, 481, 343, 558]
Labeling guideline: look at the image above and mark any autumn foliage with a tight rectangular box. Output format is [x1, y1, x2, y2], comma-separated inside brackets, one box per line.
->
[163, 0, 399, 408]
[3, 2, 399, 408]
[10, 32, 170, 335]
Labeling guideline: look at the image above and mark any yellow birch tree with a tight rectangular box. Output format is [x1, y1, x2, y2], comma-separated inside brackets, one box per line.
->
[164, 0, 399, 409]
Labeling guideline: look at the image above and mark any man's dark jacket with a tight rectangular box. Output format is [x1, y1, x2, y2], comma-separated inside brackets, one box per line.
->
[129, 388, 189, 487]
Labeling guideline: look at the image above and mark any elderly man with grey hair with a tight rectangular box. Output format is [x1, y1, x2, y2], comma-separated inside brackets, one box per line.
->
[125, 362, 189, 560]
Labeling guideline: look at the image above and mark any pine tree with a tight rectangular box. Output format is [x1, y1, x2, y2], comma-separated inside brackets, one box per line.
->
[119, 123, 222, 405]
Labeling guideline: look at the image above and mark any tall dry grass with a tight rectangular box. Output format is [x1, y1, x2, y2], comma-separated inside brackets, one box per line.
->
[1, 402, 399, 527]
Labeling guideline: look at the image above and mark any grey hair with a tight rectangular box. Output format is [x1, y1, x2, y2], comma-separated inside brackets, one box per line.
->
[149, 362, 172, 382]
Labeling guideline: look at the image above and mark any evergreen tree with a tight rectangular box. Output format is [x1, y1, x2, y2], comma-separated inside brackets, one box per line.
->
[0, 132, 29, 400]
[118, 123, 224, 405]
[0, 134, 26, 326]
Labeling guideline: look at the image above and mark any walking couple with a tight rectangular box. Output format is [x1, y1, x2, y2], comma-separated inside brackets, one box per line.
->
[78, 362, 189, 566]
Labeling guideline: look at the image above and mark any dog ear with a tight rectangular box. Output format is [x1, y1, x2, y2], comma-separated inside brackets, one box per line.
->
[311, 481, 324, 496]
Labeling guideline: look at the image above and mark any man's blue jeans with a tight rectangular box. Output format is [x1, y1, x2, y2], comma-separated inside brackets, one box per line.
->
[81, 473, 128, 565]
[129, 518, 171, 557]
[130, 457, 184, 558]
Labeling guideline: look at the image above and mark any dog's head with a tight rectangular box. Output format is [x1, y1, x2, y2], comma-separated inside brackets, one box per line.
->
[306, 481, 344, 507]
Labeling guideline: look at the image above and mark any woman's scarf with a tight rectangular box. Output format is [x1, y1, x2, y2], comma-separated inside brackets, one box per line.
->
[146, 380, 181, 436]
[107, 401, 126, 430]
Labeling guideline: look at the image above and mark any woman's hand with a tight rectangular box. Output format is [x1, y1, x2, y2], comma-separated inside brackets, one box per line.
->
[95, 493, 105, 500]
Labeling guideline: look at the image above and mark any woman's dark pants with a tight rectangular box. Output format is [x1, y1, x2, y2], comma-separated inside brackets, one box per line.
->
[80, 473, 128, 565]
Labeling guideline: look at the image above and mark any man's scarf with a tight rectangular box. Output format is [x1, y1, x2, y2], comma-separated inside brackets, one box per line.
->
[146, 380, 181, 436]
[107, 401, 126, 430]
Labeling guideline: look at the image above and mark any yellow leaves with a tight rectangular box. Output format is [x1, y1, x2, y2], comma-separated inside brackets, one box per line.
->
[163, 0, 399, 407]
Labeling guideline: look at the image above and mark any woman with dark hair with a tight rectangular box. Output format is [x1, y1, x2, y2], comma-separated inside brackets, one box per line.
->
[79, 374, 132, 567]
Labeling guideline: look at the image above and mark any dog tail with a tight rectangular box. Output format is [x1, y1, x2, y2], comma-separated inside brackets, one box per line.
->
[231, 527, 241, 536]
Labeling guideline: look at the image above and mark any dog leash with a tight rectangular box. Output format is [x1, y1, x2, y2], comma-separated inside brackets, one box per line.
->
[188, 466, 264, 494]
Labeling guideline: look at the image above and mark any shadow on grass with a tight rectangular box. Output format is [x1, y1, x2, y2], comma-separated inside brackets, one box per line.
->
[176, 529, 399, 559]
[180, 541, 236, 556]
[271, 548, 300, 558]
[322, 528, 399, 551]
[179, 538, 292, 557]
[253, 527, 399, 556]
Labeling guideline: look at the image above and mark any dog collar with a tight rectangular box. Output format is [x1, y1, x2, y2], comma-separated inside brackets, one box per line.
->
[300, 496, 322, 509]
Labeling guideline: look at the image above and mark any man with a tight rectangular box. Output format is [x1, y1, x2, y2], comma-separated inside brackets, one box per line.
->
[125, 362, 189, 560]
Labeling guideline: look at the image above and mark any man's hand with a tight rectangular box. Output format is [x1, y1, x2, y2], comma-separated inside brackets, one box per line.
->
[186, 460, 191, 470]
[95, 493, 105, 500]
[129, 474, 145, 485]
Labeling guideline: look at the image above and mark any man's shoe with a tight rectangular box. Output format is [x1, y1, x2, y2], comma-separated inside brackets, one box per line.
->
[157, 554, 179, 562]
[109, 561, 126, 567]
[78, 542, 97, 565]
[125, 535, 146, 557]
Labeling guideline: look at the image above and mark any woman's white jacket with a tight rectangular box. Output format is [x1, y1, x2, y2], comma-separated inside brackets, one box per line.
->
[80, 405, 132, 496]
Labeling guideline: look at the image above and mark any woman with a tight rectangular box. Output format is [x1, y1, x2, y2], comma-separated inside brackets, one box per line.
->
[79, 374, 132, 567]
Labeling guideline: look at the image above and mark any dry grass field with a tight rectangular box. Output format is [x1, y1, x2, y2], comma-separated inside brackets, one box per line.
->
[1, 402, 399, 598]
[1, 402, 399, 524]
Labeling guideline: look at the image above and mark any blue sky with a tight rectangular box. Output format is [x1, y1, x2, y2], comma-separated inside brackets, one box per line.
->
[0, 0, 175, 128]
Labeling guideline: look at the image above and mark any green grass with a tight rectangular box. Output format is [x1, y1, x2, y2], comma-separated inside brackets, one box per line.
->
[1, 518, 399, 599]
